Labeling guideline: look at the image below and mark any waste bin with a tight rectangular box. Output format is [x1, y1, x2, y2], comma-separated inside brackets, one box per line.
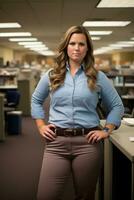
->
[7, 111, 22, 134]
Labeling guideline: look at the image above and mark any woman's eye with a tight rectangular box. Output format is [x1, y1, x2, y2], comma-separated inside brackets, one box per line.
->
[79, 42, 85, 46]
[69, 42, 75, 45]
[69, 42, 85, 46]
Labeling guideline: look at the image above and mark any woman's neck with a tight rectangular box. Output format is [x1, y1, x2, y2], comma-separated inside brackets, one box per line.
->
[69, 60, 81, 69]
[69, 62, 81, 77]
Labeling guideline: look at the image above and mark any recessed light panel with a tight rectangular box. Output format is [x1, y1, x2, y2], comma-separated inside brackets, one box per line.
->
[18, 42, 43, 45]
[0, 32, 31, 37]
[0, 23, 21, 28]
[83, 21, 131, 27]
[9, 38, 37, 41]
[91, 36, 101, 40]
[89, 31, 112, 35]
[97, 0, 134, 8]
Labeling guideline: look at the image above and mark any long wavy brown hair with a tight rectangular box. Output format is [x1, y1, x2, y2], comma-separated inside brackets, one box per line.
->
[49, 25, 98, 91]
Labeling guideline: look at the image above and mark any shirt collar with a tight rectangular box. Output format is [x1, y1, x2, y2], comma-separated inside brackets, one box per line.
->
[66, 62, 85, 71]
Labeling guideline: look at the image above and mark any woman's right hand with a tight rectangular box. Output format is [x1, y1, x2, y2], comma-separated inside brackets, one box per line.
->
[38, 124, 56, 141]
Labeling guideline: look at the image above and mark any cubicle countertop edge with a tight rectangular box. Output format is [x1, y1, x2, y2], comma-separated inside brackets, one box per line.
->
[109, 123, 134, 162]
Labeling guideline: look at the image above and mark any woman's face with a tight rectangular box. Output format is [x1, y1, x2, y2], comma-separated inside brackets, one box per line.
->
[67, 33, 88, 65]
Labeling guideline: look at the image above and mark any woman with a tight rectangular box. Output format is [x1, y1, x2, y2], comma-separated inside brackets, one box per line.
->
[31, 25, 124, 200]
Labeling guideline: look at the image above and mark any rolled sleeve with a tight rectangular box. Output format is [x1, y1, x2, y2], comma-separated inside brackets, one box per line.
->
[98, 71, 124, 128]
[31, 71, 50, 119]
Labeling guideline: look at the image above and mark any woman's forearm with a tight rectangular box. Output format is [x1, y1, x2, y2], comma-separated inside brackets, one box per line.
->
[35, 119, 47, 130]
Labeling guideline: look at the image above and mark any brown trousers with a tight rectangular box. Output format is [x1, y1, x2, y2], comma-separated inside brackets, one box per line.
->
[37, 135, 103, 200]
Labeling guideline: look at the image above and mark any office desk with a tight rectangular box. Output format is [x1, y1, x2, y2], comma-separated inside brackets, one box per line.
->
[104, 123, 134, 200]
[0, 85, 17, 90]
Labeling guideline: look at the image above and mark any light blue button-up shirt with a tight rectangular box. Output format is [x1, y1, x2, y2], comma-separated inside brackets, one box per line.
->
[31, 66, 124, 128]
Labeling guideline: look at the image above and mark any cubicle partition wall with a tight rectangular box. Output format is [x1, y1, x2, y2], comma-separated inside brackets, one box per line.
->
[0, 94, 5, 141]
[18, 78, 37, 116]
[104, 123, 134, 200]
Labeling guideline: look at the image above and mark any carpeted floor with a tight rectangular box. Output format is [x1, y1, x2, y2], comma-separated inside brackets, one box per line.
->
[0, 117, 45, 200]
[0, 117, 74, 200]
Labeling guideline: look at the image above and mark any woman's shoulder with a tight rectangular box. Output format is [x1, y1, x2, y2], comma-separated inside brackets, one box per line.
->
[97, 70, 107, 80]
[41, 68, 53, 78]
[37, 68, 53, 86]
[96, 70, 112, 88]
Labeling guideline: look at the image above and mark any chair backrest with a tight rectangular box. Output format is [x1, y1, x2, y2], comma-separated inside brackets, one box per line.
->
[5, 90, 20, 107]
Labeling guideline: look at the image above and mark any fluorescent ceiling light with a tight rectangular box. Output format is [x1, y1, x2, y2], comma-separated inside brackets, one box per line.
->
[117, 41, 134, 44]
[9, 38, 37, 41]
[18, 41, 42, 45]
[0, 23, 21, 28]
[97, 0, 134, 8]
[108, 47, 122, 49]
[0, 32, 31, 37]
[24, 45, 46, 48]
[94, 48, 111, 55]
[91, 36, 101, 40]
[99, 47, 115, 51]
[40, 50, 55, 56]
[31, 49, 55, 56]
[89, 31, 112, 35]
[29, 47, 49, 51]
[110, 44, 134, 47]
[94, 46, 122, 55]
[83, 21, 131, 27]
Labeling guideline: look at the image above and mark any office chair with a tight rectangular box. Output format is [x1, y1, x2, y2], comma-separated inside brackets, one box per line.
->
[4, 90, 20, 111]
[4, 90, 21, 134]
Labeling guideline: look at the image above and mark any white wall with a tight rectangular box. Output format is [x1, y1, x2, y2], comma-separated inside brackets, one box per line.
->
[0, 46, 14, 65]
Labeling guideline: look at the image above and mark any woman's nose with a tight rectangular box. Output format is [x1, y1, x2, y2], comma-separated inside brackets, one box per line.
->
[74, 44, 79, 50]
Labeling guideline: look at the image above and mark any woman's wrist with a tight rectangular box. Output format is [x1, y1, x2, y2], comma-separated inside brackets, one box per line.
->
[103, 127, 111, 137]
[103, 124, 115, 137]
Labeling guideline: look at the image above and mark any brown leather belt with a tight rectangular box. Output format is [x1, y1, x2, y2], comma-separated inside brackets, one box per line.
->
[52, 126, 100, 137]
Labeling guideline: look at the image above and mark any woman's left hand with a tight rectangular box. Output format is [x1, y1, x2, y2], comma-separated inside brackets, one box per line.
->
[86, 130, 109, 144]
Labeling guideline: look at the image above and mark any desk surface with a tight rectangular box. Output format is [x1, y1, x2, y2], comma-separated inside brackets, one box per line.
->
[110, 123, 134, 162]
[0, 85, 17, 89]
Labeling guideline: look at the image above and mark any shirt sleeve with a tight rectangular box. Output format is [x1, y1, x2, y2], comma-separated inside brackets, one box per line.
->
[31, 70, 50, 119]
[98, 71, 124, 128]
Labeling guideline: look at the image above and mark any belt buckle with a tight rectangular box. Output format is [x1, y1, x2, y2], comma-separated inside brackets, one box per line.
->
[64, 128, 73, 136]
